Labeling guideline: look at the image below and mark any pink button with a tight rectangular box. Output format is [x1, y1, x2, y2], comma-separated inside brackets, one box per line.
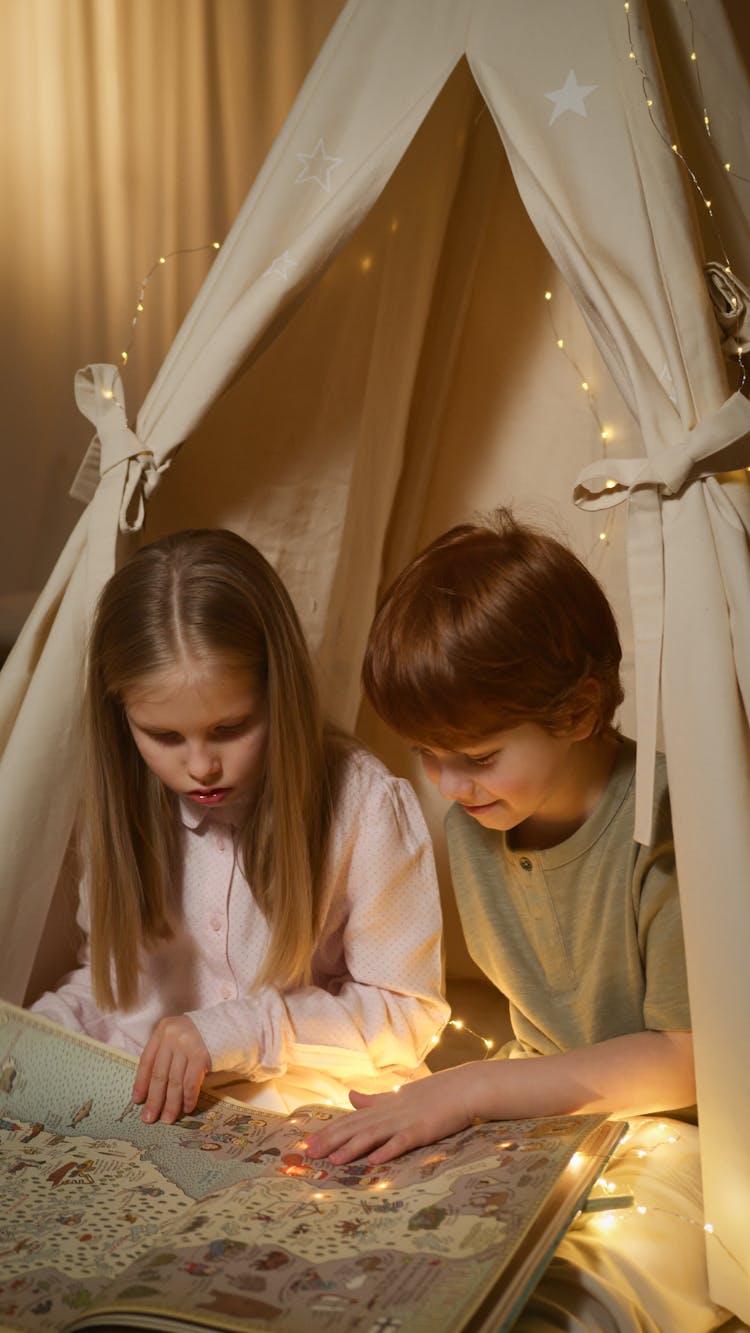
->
[210, 917, 222, 932]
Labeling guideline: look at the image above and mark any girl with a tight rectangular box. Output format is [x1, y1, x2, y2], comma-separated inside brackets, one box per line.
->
[31, 529, 448, 1122]
[308, 510, 735, 1332]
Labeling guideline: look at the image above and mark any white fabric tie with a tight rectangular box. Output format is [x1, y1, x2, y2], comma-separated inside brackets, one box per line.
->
[574, 390, 750, 844]
[70, 364, 171, 533]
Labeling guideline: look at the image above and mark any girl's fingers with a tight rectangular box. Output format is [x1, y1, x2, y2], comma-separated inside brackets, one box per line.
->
[145, 1051, 187, 1124]
[132, 1033, 161, 1104]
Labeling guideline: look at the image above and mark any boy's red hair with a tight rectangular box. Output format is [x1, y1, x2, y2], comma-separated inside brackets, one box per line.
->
[363, 509, 623, 746]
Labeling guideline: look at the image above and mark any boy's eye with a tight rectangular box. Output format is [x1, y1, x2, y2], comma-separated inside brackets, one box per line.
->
[469, 752, 498, 767]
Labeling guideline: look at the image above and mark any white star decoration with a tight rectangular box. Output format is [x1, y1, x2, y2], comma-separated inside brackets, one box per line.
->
[295, 139, 343, 193]
[263, 251, 298, 282]
[659, 363, 678, 406]
[545, 70, 598, 126]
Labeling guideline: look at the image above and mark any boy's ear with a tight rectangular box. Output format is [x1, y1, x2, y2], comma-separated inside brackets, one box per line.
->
[568, 678, 602, 741]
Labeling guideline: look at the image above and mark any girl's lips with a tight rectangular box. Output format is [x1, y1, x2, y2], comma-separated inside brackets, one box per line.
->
[188, 788, 231, 806]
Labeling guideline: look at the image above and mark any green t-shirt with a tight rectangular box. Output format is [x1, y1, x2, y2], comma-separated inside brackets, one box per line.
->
[445, 736, 691, 1061]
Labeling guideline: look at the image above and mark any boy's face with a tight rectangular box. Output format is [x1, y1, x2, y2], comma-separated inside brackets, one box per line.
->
[413, 721, 598, 844]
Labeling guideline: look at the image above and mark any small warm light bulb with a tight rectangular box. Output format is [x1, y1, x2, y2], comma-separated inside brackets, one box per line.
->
[392, 1084, 402, 1093]
[647, 98, 653, 108]
[450, 1019, 464, 1030]
[571, 1153, 583, 1167]
[724, 162, 732, 171]
[605, 479, 617, 489]
[704, 1222, 715, 1234]
[671, 143, 679, 153]
[390, 218, 399, 233]
[599, 531, 608, 542]
[102, 388, 114, 400]
[313, 1191, 326, 1199]
[703, 115, 710, 127]
[557, 338, 565, 349]
[581, 380, 590, 392]
[212, 241, 220, 249]
[690, 51, 697, 61]
[430, 1034, 440, 1045]
[324, 1100, 333, 1106]
[159, 255, 166, 264]
[704, 199, 712, 209]
[623, 1, 629, 10]
[483, 1038, 494, 1050]
[636, 1148, 647, 1158]
[629, 49, 636, 60]
[593, 1212, 617, 1232]
[121, 351, 128, 365]
[636, 1205, 648, 1215]
[136, 302, 144, 312]
[544, 290, 552, 301]
[360, 254, 373, 273]
[601, 428, 610, 441]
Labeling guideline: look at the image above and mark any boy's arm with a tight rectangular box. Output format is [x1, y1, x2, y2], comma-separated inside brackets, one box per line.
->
[306, 1028, 694, 1165]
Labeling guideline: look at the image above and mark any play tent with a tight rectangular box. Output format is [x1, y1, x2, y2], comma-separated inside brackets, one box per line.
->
[1, 0, 749, 1316]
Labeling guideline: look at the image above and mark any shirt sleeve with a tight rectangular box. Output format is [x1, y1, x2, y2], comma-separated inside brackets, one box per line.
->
[28, 888, 145, 1051]
[188, 753, 450, 1081]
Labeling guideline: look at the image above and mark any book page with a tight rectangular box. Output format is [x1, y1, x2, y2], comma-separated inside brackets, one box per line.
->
[0, 1002, 619, 1333]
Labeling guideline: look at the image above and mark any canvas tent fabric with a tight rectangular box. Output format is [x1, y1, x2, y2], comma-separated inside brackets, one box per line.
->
[1, 0, 749, 1317]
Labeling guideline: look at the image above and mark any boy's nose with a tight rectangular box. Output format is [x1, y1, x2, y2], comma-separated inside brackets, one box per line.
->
[436, 766, 476, 803]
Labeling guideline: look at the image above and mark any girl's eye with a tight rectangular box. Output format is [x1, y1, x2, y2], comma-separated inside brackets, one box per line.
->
[150, 732, 182, 746]
[213, 721, 248, 737]
[469, 752, 498, 768]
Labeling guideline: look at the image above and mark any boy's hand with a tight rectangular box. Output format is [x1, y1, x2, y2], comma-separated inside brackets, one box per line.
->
[133, 1016, 211, 1124]
[305, 1064, 480, 1165]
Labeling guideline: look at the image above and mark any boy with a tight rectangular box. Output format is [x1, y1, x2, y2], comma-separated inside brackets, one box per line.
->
[309, 510, 733, 1332]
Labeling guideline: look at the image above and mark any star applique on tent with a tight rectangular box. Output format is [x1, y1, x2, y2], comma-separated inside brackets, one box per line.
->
[545, 70, 598, 126]
[295, 139, 344, 193]
[263, 251, 298, 282]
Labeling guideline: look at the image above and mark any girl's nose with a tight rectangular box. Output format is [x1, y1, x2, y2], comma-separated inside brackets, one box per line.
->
[187, 745, 221, 785]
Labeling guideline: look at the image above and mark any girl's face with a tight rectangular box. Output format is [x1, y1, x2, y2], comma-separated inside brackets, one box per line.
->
[123, 662, 268, 810]
[413, 721, 610, 848]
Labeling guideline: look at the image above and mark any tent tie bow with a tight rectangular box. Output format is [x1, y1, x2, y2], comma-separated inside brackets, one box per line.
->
[573, 389, 750, 846]
[70, 364, 171, 533]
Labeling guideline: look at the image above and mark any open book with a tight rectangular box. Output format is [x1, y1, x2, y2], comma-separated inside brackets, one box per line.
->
[0, 1001, 625, 1333]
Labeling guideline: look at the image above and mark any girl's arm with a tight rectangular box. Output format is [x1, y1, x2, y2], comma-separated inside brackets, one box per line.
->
[306, 1028, 694, 1164]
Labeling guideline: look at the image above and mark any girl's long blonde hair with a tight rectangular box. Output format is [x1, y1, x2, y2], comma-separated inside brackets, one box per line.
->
[84, 528, 344, 1011]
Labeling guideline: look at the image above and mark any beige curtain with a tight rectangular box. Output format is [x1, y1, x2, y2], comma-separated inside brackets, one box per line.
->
[1, 0, 749, 1316]
[0, 0, 343, 633]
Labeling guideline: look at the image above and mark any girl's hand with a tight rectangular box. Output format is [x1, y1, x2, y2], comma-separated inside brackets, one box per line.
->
[305, 1064, 480, 1165]
[133, 1016, 211, 1124]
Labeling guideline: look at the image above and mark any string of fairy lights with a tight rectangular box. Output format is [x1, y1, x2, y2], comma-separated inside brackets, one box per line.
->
[117, 240, 221, 370]
[543, 288, 618, 554]
[543, 0, 750, 554]
[624, 0, 747, 391]
[283, 1104, 746, 1279]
